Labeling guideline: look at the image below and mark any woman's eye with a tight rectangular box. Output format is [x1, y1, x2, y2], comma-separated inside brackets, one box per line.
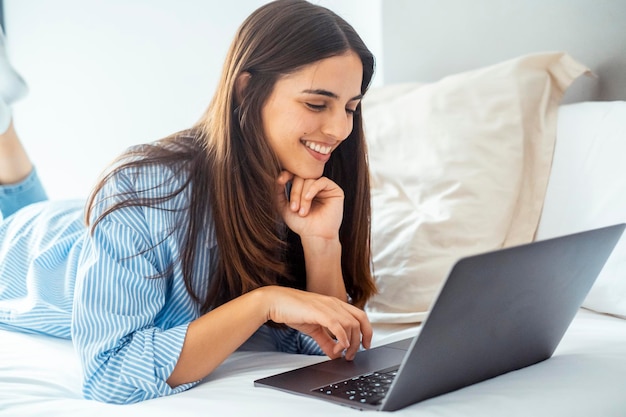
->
[346, 108, 357, 115]
[305, 103, 326, 111]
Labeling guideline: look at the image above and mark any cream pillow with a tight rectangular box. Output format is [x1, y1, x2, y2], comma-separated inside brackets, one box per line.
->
[363, 52, 590, 323]
[536, 101, 626, 319]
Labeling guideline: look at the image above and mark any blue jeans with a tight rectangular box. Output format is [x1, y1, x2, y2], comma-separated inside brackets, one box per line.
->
[0, 169, 48, 220]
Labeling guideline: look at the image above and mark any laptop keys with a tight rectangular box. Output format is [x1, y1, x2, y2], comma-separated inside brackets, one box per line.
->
[314, 369, 398, 405]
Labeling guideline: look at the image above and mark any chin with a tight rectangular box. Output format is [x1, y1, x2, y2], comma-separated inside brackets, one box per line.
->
[286, 164, 325, 180]
[297, 169, 325, 180]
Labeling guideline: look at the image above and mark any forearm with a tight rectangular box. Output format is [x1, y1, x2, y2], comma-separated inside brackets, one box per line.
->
[166, 289, 268, 387]
[170, 284, 372, 385]
[301, 237, 347, 302]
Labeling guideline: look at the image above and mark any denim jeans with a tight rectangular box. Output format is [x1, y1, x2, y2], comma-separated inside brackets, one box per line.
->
[0, 169, 48, 220]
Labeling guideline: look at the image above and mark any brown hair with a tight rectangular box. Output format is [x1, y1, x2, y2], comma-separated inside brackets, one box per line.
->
[86, 0, 376, 311]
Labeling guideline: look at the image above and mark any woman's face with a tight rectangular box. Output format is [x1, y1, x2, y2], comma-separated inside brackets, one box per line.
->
[262, 50, 364, 179]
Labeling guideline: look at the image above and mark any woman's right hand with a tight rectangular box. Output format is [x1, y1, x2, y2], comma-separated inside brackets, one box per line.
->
[258, 286, 372, 361]
[168, 285, 372, 388]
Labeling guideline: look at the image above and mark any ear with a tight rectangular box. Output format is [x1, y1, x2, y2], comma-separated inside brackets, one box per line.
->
[235, 72, 252, 105]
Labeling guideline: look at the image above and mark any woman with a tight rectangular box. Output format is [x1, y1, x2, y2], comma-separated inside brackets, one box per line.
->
[0, 0, 376, 404]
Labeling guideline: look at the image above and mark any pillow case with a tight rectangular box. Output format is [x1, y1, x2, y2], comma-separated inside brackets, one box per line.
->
[363, 52, 590, 323]
[536, 101, 626, 319]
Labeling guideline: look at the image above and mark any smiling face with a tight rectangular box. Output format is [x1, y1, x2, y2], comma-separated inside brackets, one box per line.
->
[261, 50, 364, 179]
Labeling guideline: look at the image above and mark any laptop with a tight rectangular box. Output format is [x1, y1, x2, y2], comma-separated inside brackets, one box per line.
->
[255, 223, 625, 411]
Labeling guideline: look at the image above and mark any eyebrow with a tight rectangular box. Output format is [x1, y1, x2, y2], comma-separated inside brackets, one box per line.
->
[301, 89, 363, 102]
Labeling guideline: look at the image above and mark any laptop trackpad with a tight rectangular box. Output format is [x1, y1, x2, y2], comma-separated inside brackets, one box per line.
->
[255, 343, 407, 393]
[309, 344, 407, 378]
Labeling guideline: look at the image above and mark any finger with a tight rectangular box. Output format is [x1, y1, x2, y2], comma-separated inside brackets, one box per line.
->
[351, 307, 373, 350]
[298, 177, 344, 217]
[308, 327, 344, 360]
[328, 325, 350, 351]
[296, 180, 315, 216]
[343, 324, 362, 361]
[289, 176, 305, 213]
[304, 177, 343, 200]
[304, 300, 365, 358]
[295, 178, 326, 217]
[334, 309, 365, 361]
[276, 170, 294, 186]
[275, 171, 294, 207]
[361, 318, 373, 350]
[335, 304, 373, 358]
[323, 318, 351, 353]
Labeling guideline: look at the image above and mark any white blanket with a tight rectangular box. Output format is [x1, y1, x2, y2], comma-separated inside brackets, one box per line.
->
[2, 309, 625, 416]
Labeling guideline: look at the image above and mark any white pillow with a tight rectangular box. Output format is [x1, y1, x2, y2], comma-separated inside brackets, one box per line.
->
[536, 101, 626, 319]
[363, 52, 590, 323]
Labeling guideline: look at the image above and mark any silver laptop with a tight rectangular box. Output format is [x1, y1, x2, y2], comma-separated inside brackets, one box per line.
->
[255, 223, 625, 411]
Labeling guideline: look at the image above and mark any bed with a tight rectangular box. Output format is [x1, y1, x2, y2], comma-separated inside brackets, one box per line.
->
[2, 308, 625, 417]
[2, 1, 626, 416]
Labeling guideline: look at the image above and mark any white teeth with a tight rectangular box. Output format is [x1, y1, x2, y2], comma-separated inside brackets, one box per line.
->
[303, 140, 331, 155]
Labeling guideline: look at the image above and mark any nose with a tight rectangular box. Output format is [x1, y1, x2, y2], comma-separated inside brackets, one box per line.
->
[321, 108, 353, 142]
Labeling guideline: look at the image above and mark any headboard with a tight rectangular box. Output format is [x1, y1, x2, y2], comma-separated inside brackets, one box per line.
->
[379, 0, 626, 103]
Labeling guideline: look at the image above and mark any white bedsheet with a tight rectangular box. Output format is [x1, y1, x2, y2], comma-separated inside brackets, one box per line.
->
[1, 308, 625, 416]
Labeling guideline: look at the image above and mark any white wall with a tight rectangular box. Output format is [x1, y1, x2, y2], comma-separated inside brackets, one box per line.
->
[6, 0, 624, 200]
[381, 0, 626, 103]
[4, 0, 382, 200]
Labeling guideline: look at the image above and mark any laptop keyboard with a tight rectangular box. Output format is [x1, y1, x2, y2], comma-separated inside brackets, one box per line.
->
[313, 367, 399, 406]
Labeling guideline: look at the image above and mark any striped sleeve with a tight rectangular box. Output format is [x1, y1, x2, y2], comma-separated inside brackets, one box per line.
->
[72, 212, 196, 403]
[71, 166, 197, 404]
[268, 326, 325, 356]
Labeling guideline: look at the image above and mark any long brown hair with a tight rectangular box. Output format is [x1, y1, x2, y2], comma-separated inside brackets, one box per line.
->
[86, 0, 376, 311]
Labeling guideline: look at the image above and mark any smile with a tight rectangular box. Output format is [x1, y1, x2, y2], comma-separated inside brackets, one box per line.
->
[302, 140, 332, 155]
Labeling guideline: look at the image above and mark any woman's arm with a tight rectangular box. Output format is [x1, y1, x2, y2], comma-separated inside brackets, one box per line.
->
[74, 165, 370, 404]
[165, 288, 267, 387]
[300, 236, 347, 301]
[277, 172, 348, 301]
[74, 206, 370, 403]
[167, 285, 371, 387]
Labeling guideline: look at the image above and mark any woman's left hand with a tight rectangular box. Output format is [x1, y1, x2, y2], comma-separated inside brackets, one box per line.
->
[276, 171, 344, 240]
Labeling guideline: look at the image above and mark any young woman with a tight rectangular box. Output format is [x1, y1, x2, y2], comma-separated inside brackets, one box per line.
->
[0, 0, 376, 404]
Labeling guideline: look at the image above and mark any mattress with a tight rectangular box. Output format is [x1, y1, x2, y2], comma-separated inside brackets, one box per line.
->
[2, 308, 625, 416]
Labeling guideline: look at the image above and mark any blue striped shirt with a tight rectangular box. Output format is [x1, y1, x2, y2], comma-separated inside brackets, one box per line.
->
[0, 160, 323, 404]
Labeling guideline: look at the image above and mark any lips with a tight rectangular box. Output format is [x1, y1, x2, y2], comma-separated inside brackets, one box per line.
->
[302, 140, 332, 155]
[300, 140, 333, 163]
